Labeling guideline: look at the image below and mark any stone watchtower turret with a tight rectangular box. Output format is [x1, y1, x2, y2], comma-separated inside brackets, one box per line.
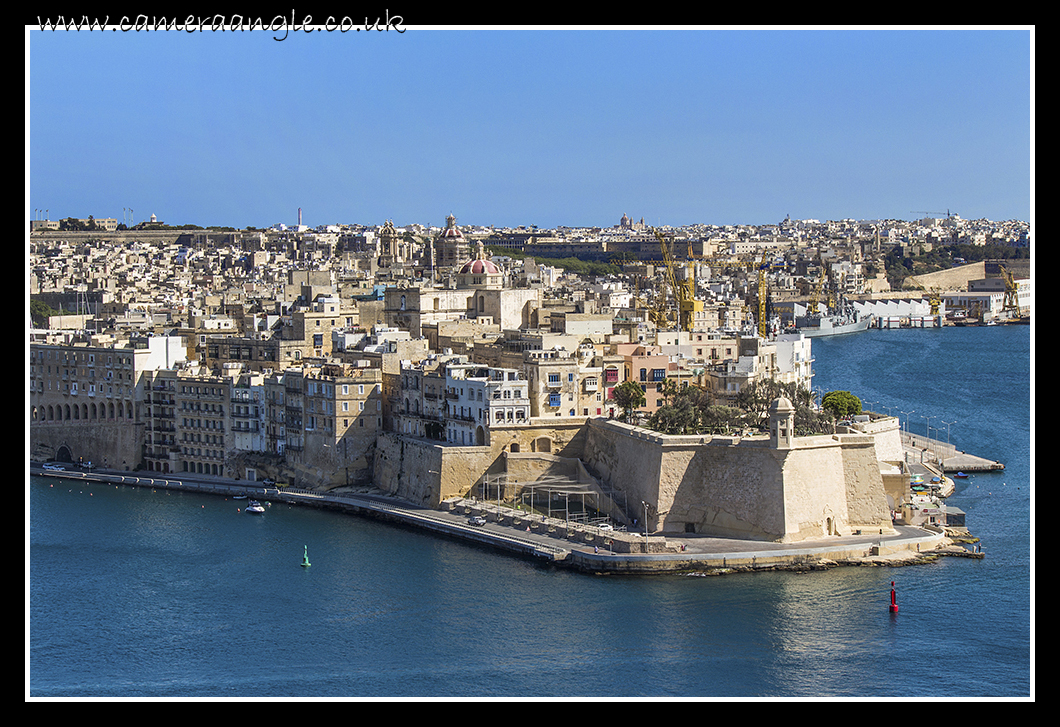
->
[768, 396, 796, 449]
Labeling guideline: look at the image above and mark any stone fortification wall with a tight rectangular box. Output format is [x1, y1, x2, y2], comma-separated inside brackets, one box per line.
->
[584, 421, 788, 540]
[846, 416, 904, 463]
[582, 420, 894, 543]
[779, 436, 850, 541]
[665, 440, 787, 540]
[372, 420, 590, 508]
[903, 261, 986, 291]
[503, 451, 631, 525]
[373, 433, 499, 507]
[31, 420, 144, 471]
[839, 435, 897, 534]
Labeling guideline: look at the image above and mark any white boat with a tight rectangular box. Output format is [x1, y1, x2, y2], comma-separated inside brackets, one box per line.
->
[245, 500, 265, 514]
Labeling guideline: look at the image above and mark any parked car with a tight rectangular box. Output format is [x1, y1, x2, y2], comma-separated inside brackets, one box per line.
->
[467, 515, 487, 526]
[597, 523, 614, 531]
[42, 463, 65, 471]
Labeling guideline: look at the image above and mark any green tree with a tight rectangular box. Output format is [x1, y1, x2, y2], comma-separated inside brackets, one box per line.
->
[700, 404, 746, 434]
[30, 299, 59, 327]
[649, 396, 699, 435]
[821, 390, 862, 418]
[612, 380, 646, 423]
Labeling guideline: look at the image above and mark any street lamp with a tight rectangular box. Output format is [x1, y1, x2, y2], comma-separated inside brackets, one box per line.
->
[641, 500, 650, 551]
[899, 409, 914, 435]
[941, 419, 956, 444]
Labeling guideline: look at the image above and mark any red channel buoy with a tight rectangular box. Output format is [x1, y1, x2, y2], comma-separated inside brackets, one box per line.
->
[889, 581, 899, 613]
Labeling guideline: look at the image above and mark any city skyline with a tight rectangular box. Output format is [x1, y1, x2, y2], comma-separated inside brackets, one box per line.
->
[28, 25, 1033, 230]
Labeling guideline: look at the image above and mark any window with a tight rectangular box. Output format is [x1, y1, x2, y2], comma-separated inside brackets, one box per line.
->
[548, 393, 562, 407]
[548, 373, 560, 384]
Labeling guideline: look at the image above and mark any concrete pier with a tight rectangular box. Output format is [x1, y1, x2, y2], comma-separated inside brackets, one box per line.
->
[901, 432, 1004, 472]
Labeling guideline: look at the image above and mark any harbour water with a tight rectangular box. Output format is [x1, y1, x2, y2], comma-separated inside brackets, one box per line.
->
[28, 325, 1032, 699]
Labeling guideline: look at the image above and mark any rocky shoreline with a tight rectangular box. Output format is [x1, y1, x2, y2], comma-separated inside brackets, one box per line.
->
[677, 532, 983, 577]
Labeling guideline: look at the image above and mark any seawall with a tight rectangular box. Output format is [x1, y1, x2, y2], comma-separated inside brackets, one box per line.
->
[31, 464, 958, 576]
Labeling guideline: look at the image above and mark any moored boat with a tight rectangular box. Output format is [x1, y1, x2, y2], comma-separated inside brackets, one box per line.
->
[245, 500, 265, 514]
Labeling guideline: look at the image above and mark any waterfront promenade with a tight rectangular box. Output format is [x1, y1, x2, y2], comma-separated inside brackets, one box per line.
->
[30, 462, 967, 575]
[900, 431, 1005, 473]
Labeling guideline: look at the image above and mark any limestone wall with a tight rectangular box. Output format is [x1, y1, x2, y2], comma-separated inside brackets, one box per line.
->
[846, 416, 904, 463]
[839, 435, 897, 534]
[582, 420, 894, 543]
[666, 441, 787, 540]
[31, 420, 144, 470]
[903, 261, 986, 291]
[780, 436, 850, 541]
[583, 421, 788, 540]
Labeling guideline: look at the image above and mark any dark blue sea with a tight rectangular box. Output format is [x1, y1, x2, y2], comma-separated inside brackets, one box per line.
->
[28, 325, 1032, 699]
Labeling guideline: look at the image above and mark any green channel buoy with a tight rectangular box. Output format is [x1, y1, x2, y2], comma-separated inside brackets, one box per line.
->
[301, 545, 311, 567]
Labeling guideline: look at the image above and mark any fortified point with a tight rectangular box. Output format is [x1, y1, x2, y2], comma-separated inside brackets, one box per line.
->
[373, 396, 901, 546]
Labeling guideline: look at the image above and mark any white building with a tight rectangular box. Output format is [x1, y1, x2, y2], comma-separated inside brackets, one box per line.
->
[445, 363, 530, 446]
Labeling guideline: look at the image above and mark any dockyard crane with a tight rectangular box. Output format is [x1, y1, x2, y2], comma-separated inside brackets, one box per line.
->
[717, 257, 775, 338]
[808, 260, 826, 316]
[928, 287, 942, 317]
[910, 209, 957, 221]
[999, 264, 1022, 320]
[651, 227, 702, 332]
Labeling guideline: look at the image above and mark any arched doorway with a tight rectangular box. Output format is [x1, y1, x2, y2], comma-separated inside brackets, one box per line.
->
[475, 426, 486, 446]
[533, 437, 552, 453]
[55, 445, 73, 463]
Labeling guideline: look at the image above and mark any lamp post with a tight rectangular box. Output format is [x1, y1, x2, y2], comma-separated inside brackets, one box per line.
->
[899, 409, 914, 436]
[941, 419, 955, 444]
[641, 500, 649, 552]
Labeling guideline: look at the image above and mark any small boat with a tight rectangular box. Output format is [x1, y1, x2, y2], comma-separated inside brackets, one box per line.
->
[301, 545, 311, 567]
[245, 500, 265, 514]
[233, 493, 248, 500]
[954, 472, 969, 479]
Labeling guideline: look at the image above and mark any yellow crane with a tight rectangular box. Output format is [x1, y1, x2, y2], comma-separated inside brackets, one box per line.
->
[807, 256, 828, 316]
[928, 287, 942, 317]
[715, 257, 773, 338]
[999, 264, 1022, 319]
[652, 227, 702, 332]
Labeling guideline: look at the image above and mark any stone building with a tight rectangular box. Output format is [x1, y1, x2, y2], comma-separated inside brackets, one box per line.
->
[28, 334, 185, 469]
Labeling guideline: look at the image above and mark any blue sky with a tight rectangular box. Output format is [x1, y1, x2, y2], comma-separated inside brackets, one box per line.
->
[28, 26, 1033, 230]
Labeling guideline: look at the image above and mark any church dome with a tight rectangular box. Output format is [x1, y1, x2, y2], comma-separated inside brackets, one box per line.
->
[441, 213, 464, 238]
[459, 257, 501, 275]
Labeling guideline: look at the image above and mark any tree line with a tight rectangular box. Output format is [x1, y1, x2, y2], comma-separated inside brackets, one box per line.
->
[611, 379, 862, 437]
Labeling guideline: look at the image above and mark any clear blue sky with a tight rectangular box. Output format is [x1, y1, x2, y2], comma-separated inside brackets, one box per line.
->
[28, 25, 1033, 230]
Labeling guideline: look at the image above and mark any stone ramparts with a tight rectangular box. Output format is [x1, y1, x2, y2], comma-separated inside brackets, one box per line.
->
[582, 419, 895, 543]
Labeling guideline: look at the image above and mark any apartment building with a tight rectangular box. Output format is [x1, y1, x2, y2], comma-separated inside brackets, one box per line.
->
[141, 364, 233, 476]
[444, 362, 530, 446]
[282, 363, 384, 486]
[29, 334, 184, 468]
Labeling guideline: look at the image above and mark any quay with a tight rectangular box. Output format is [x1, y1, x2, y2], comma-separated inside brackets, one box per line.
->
[900, 431, 1005, 473]
[30, 463, 981, 575]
